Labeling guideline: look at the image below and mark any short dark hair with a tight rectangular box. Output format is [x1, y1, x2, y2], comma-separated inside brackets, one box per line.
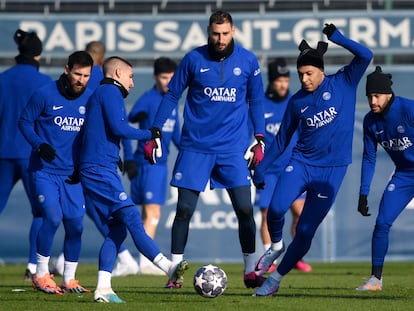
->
[153, 57, 177, 75]
[102, 56, 132, 75]
[67, 51, 93, 71]
[209, 10, 233, 26]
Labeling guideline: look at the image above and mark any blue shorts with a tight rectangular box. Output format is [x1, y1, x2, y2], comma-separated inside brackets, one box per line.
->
[32, 170, 85, 220]
[171, 150, 251, 192]
[255, 172, 306, 209]
[269, 159, 347, 218]
[80, 165, 135, 219]
[377, 170, 414, 228]
[267, 159, 347, 243]
[131, 163, 168, 205]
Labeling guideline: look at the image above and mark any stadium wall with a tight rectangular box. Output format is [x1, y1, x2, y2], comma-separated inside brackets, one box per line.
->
[1, 11, 414, 61]
[1, 10, 414, 263]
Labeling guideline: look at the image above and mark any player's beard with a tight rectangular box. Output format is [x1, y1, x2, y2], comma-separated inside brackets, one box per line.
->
[208, 38, 234, 61]
[72, 83, 86, 94]
[57, 73, 87, 99]
[266, 85, 290, 103]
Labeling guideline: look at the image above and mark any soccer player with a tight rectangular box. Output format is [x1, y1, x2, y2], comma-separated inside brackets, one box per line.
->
[144, 10, 266, 288]
[123, 57, 180, 275]
[255, 58, 311, 273]
[252, 24, 373, 296]
[51, 40, 140, 277]
[356, 66, 414, 291]
[0, 29, 52, 281]
[79, 56, 188, 303]
[19, 51, 94, 295]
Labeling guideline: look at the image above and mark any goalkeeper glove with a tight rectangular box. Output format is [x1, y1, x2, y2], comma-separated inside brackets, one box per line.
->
[144, 127, 163, 165]
[244, 134, 265, 170]
[123, 160, 138, 180]
[38, 143, 56, 162]
[357, 194, 371, 216]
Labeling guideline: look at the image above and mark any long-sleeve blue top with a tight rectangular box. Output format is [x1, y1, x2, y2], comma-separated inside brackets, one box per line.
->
[256, 30, 373, 177]
[19, 81, 92, 175]
[152, 44, 265, 153]
[80, 83, 152, 169]
[123, 86, 180, 165]
[0, 64, 52, 159]
[360, 96, 414, 195]
[87, 65, 104, 91]
[260, 94, 299, 175]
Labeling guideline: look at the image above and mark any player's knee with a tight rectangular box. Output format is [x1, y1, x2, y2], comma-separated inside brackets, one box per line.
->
[46, 216, 61, 229]
[234, 203, 253, 219]
[175, 202, 196, 220]
[374, 221, 392, 235]
[295, 224, 316, 241]
[65, 219, 83, 238]
[175, 208, 192, 221]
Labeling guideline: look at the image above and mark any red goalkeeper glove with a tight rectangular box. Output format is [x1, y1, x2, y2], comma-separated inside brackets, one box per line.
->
[144, 127, 163, 165]
[244, 134, 265, 170]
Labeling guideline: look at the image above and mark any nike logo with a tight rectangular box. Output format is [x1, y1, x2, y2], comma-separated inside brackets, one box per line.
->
[254, 69, 261, 76]
[301, 106, 309, 113]
[53, 105, 63, 110]
[317, 193, 328, 199]
[200, 68, 210, 73]
[376, 130, 384, 135]
[264, 112, 274, 119]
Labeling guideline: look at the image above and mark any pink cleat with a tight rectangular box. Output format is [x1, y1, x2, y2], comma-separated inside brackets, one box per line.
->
[294, 260, 312, 272]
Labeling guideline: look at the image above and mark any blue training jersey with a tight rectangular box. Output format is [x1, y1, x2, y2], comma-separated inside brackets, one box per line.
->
[153, 44, 265, 153]
[19, 81, 92, 175]
[0, 64, 52, 159]
[260, 94, 300, 174]
[124, 86, 180, 165]
[80, 83, 152, 169]
[87, 65, 104, 91]
[258, 30, 373, 173]
[360, 96, 414, 195]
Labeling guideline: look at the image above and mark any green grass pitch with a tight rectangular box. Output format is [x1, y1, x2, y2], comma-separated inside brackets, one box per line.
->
[0, 262, 413, 311]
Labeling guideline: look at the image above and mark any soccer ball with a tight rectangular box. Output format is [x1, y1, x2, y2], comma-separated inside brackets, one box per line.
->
[193, 264, 227, 298]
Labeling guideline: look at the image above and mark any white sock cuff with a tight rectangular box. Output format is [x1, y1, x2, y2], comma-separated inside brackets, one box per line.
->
[152, 253, 171, 274]
[171, 253, 184, 265]
[97, 270, 112, 289]
[271, 240, 284, 251]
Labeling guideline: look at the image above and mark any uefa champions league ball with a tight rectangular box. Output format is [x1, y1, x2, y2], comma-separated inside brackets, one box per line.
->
[193, 264, 227, 298]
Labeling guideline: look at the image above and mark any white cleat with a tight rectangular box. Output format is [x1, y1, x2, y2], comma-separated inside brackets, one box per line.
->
[139, 263, 165, 276]
[94, 288, 125, 303]
[112, 260, 139, 277]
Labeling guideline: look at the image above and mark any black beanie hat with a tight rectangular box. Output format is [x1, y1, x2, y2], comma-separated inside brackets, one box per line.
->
[268, 57, 290, 83]
[366, 66, 393, 96]
[296, 40, 328, 70]
[14, 29, 42, 57]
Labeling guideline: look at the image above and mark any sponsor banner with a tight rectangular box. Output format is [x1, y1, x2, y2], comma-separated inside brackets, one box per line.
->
[1, 11, 414, 58]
